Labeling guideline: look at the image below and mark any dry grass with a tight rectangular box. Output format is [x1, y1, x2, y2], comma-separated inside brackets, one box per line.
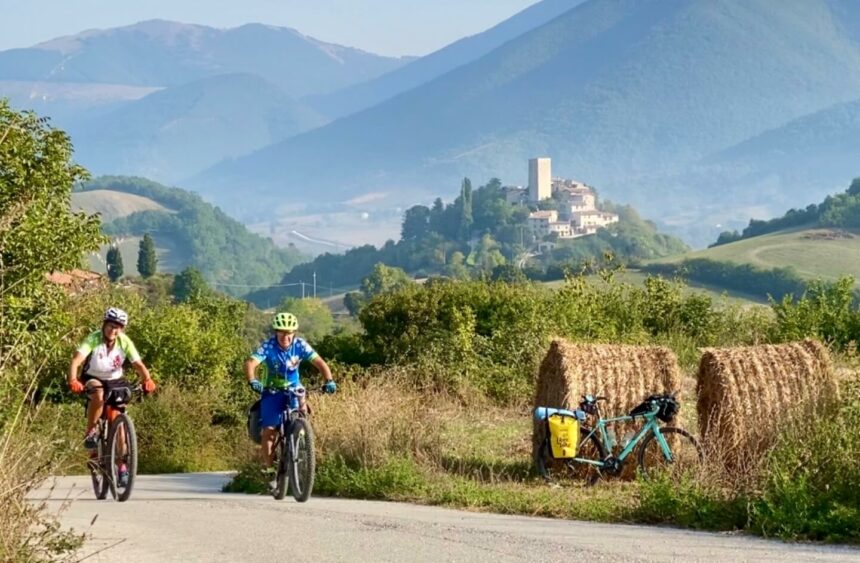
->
[696, 339, 839, 472]
[0, 379, 84, 562]
[310, 375, 449, 469]
[532, 339, 683, 471]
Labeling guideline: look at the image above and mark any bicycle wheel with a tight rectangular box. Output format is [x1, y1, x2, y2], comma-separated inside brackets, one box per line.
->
[535, 427, 607, 485]
[273, 431, 288, 500]
[89, 428, 109, 500]
[108, 414, 138, 502]
[637, 426, 703, 480]
[287, 418, 316, 503]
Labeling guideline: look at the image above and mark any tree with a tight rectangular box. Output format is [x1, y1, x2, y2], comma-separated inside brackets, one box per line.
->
[137, 232, 157, 278]
[459, 178, 473, 243]
[173, 267, 209, 303]
[106, 245, 124, 281]
[401, 205, 431, 241]
[0, 101, 103, 303]
[446, 251, 470, 279]
[279, 297, 334, 341]
[361, 263, 413, 297]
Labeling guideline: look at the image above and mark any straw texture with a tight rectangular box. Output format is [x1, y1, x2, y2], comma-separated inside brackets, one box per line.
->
[696, 339, 838, 468]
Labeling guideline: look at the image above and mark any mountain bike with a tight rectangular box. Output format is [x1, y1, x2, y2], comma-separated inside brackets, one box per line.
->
[86, 384, 144, 502]
[270, 385, 316, 502]
[535, 393, 703, 484]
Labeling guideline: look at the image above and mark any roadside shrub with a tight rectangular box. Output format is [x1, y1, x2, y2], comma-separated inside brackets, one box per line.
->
[750, 374, 860, 541]
[134, 384, 245, 473]
[770, 276, 860, 350]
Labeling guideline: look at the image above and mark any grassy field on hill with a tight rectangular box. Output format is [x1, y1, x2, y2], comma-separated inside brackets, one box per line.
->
[650, 227, 860, 286]
[71, 189, 170, 223]
[85, 236, 185, 277]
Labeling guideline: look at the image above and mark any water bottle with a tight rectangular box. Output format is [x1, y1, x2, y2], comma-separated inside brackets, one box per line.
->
[620, 430, 635, 449]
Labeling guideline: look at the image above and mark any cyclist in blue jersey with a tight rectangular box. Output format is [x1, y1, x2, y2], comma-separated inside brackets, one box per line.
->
[245, 311, 336, 469]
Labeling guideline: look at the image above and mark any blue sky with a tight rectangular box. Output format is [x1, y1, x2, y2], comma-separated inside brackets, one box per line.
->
[0, 0, 538, 56]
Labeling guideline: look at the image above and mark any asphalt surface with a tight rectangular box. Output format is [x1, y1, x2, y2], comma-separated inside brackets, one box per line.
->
[38, 473, 860, 562]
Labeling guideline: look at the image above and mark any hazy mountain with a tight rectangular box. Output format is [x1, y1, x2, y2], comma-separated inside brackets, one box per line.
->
[671, 97, 860, 231]
[305, 0, 586, 119]
[194, 0, 860, 228]
[0, 80, 157, 127]
[70, 73, 326, 182]
[0, 20, 409, 98]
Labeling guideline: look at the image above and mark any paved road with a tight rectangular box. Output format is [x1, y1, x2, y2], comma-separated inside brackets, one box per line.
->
[39, 474, 859, 562]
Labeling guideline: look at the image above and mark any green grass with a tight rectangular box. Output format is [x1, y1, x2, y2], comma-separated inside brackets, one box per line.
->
[650, 227, 860, 286]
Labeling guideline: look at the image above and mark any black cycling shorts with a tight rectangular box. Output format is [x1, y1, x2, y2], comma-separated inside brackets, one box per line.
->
[82, 375, 131, 405]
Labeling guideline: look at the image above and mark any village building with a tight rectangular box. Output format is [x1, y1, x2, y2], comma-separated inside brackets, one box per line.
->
[525, 157, 619, 240]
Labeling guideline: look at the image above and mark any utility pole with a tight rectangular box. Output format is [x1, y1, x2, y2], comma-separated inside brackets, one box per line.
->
[301, 281, 305, 299]
[313, 271, 317, 298]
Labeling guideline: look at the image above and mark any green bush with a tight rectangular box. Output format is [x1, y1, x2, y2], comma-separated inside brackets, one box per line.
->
[750, 378, 860, 542]
[134, 385, 245, 473]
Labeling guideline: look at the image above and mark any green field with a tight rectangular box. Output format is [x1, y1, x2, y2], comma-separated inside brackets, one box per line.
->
[650, 227, 860, 285]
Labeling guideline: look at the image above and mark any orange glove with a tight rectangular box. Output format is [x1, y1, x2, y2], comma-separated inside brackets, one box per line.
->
[142, 379, 157, 393]
[69, 379, 85, 394]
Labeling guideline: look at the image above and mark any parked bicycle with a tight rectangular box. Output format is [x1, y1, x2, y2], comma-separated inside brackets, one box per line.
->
[270, 385, 316, 502]
[534, 393, 704, 484]
[87, 384, 145, 502]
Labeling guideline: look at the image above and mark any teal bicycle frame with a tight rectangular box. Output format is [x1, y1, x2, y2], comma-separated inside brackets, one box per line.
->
[575, 404, 674, 467]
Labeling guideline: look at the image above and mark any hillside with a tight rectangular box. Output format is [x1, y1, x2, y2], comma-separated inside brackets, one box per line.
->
[68, 73, 326, 182]
[193, 0, 860, 234]
[0, 20, 408, 98]
[651, 227, 860, 286]
[71, 189, 170, 222]
[305, 0, 586, 119]
[79, 176, 307, 296]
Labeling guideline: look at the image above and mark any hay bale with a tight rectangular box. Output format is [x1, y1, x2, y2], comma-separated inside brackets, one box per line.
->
[532, 339, 683, 469]
[696, 339, 839, 469]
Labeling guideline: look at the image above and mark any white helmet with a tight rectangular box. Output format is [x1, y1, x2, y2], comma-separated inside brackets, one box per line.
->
[104, 307, 129, 327]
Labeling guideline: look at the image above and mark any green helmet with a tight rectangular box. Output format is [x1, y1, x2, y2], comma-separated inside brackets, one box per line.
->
[272, 312, 299, 332]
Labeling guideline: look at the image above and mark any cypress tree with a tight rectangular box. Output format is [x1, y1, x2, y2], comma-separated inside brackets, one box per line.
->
[137, 233, 158, 278]
[106, 245, 124, 282]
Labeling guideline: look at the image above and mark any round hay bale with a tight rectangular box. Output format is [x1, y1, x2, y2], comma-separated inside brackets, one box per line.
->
[696, 339, 838, 471]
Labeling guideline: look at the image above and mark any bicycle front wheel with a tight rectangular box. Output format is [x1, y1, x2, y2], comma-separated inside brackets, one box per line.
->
[89, 432, 109, 500]
[273, 432, 288, 500]
[287, 418, 316, 503]
[637, 426, 703, 480]
[108, 413, 138, 502]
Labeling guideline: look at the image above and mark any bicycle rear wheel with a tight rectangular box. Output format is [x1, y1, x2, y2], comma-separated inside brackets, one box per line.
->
[273, 432, 288, 500]
[287, 418, 316, 503]
[108, 414, 138, 502]
[535, 427, 607, 485]
[637, 426, 703, 480]
[89, 431, 109, 500]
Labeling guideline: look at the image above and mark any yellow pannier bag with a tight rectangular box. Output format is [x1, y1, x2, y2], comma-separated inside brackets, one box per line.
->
[548, 413, 579, 459]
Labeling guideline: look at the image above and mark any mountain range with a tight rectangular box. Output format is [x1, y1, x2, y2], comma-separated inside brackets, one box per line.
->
[194, 0, 860, 241]
[0, 19, 408, 97]
[4, 0, 860, 247]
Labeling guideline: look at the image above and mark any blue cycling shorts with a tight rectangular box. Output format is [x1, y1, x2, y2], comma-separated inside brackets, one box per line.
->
[259, 388, 302, 428]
